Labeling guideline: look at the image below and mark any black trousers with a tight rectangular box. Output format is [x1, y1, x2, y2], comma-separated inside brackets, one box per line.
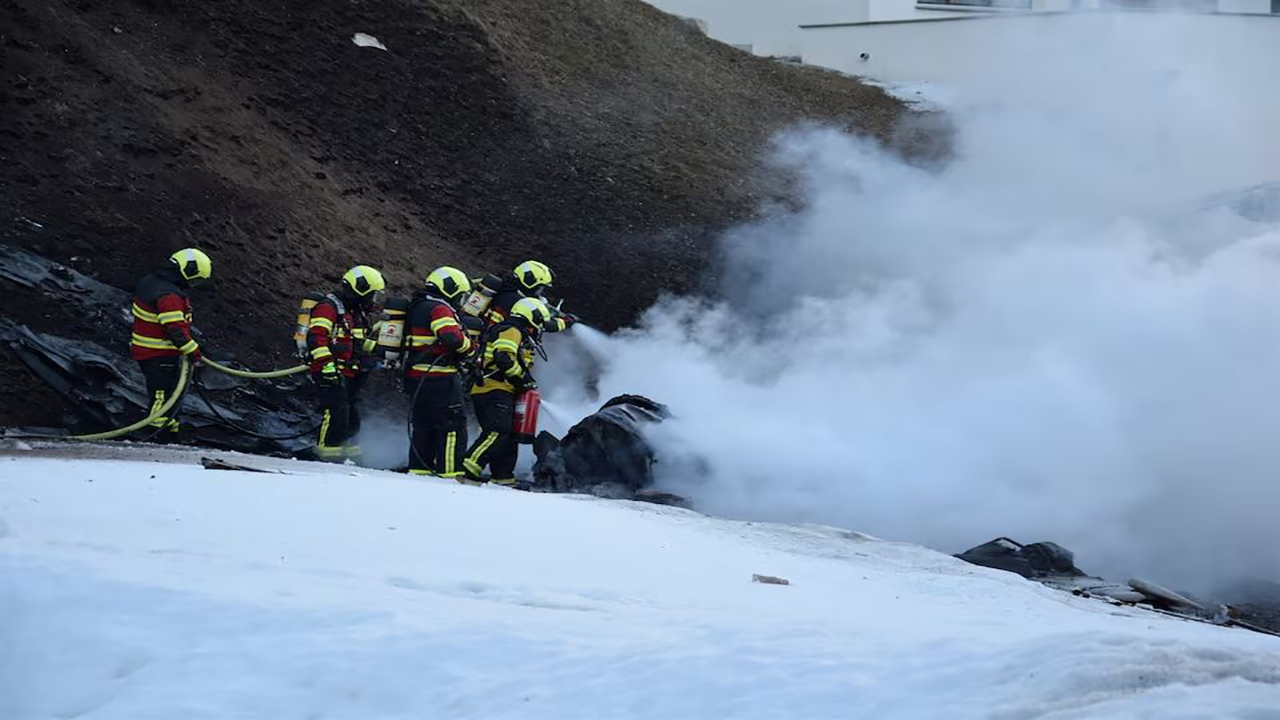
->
[406, 374, 467, 476]
[138, 357, 183, 435]
[316, 375, 363, 462]
[464, 390, 517, 482]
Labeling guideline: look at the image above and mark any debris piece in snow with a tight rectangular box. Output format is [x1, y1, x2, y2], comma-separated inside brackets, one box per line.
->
[200, 457, 282, 474]
[352, 33, 387, 51]
[1130, 578, 1205, 611]
[955, 537, 1085, 579]
[752, 574, 790, 586]
[633, 489, 688, 508]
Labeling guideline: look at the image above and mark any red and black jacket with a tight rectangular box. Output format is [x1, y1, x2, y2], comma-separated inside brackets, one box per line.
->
[404, 294, 472, 378]
[130, 270, 200, 362]
[306, 293, 372, 378]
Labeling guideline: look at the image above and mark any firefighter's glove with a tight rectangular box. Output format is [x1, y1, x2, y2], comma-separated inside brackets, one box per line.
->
[319, 362, 342, 386]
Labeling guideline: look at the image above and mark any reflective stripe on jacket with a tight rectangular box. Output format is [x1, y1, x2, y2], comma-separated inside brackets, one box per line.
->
[471, 324, 535, 396]
[306, 296, 373, 378]
[405, 296, 473, 378]
[130, 272, 199, 361]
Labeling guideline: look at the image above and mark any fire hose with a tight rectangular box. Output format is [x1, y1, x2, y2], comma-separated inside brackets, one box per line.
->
[201, 358, 309, 379]
[60, 356, 193, 441]
[10, 356, 312, 443]
[188, 359, 319, 439]
[112, 357, 313, 442]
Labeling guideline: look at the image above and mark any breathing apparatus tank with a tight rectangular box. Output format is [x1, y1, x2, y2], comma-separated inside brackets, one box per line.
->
[460, 273, 503, 320]
[293, 292, 331, 360]
[375, 296, 410, 367]
[513, 389, 541, 444]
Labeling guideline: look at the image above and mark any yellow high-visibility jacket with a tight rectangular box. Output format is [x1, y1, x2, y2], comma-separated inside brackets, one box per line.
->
[471, 324, 536, 396]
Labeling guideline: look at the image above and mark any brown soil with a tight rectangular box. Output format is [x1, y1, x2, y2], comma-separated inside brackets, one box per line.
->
[0, 0, 927, 427]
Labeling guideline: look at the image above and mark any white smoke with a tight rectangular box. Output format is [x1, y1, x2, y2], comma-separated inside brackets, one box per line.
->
[544, 13, 1280, 590]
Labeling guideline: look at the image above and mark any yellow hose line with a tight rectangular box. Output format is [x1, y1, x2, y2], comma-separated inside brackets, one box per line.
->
[45, 355, 303, 443]
[203, 358, 309, 379]
[69, 358, 192, 442]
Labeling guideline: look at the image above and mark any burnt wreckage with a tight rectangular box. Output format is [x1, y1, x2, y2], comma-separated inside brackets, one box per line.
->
[0, 243, 318, 454]
[531, 395, 689, 504]
[957, 537, 1280, 637]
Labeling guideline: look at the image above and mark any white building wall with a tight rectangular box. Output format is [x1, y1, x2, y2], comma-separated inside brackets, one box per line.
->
[1217, 0, 1271, 13]
[642, 0, 862, 56]
[868, 0, 957, 20]
[800, 11, 1280, 87]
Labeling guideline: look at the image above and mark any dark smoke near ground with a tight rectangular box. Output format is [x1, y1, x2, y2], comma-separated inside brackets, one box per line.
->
[544, 16, 1280, 594]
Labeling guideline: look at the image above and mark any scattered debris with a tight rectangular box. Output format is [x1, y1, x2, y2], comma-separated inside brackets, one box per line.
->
[752, 574, 790, 586]
[1128, 579, 1204, 612]
[351, 33, 387, 51]
[0, 245, 318, 454]
[957, 537, 1280, 637]
[200, 457, 282, 474]
[633, 489, 688, 507]
[955, 537, 1085, 580]
[0, 242, 129, 317]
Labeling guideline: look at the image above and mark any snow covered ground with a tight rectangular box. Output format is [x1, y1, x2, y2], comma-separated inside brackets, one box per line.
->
[2, 445, 1279, 719]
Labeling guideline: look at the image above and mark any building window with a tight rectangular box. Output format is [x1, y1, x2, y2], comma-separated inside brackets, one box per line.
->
[1273, 0, 1279, 14]
[920, 0, 1033, 8]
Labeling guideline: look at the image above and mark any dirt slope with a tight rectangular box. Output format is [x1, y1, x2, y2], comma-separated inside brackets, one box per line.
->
[0, 0, 920, 427]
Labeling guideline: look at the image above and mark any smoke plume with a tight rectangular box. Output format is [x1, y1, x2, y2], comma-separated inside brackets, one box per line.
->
[545, 13, 1280, 590]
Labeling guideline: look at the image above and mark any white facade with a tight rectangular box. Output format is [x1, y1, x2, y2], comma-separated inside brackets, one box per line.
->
[1218, 0, 1272, 11]
[643, 0, 1118, 57]
[646, 0, 1277, 59]
[642, 0, 859, 57]
[799, 10, 1280, 86]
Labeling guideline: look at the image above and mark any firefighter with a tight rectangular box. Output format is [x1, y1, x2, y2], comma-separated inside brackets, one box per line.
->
[404, 266, 474, 477]
[482, 260, 578, 333]
[463, 296, 550, 486]
[129, 248, 212, 438]
[307, 265, 385, 463]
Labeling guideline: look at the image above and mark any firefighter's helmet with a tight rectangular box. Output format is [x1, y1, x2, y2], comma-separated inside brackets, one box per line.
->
[513, 260, 553, 295]
[425, 266, 472, 304]
[170, 248, 212, 284]
[510, 297, 550, 329]
[342, 265, 387, 304]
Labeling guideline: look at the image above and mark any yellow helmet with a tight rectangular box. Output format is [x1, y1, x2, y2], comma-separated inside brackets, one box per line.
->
[513, 260, 553, 295]
[425, 266, 472, 303]
[510, 297, 551, 329]
[169, 248, 212, 283]
[342, 265, 386, 299]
